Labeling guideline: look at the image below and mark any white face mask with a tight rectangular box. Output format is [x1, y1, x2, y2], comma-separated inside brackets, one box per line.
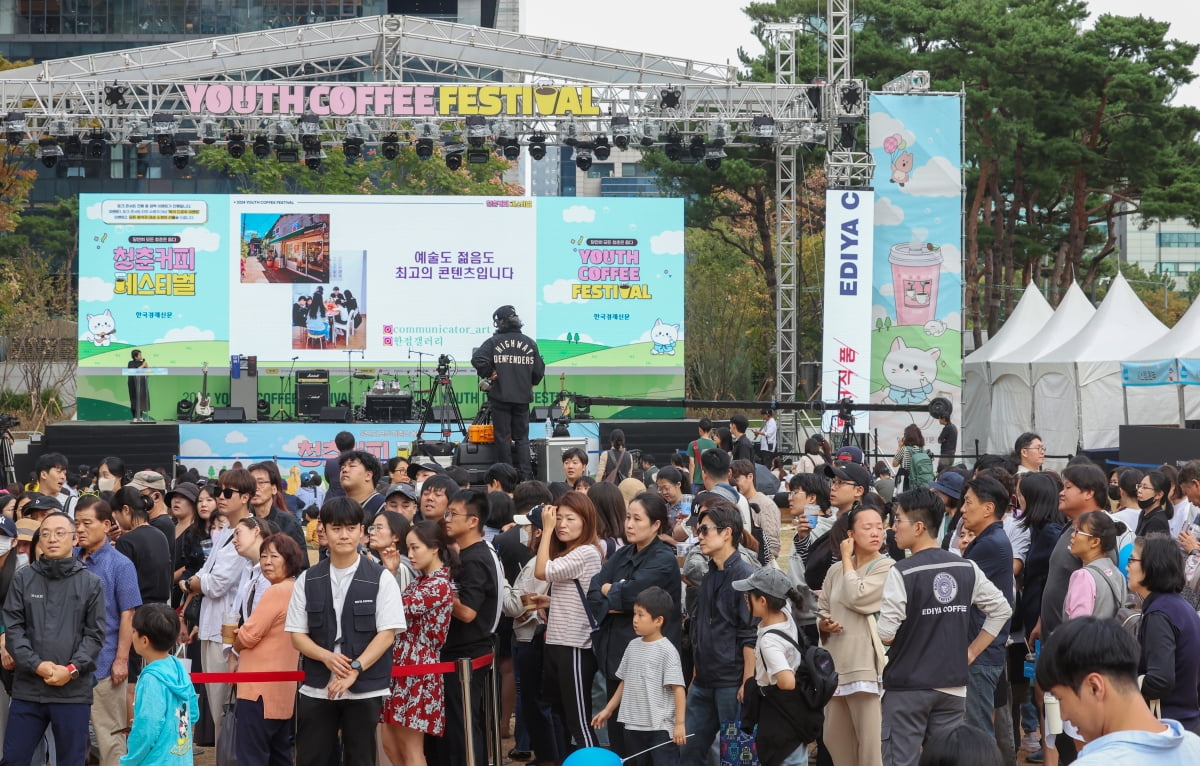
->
[0, 537, 12, 556]
[414, 481, 424, 495]
[519, 526, 529, 546]
[98, 476, 116, 492]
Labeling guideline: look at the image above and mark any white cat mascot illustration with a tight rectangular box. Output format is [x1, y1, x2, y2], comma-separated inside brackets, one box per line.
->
[87, 310, 116, 347]
[649, 319, 680, 356]
[881, 337, 939, 405]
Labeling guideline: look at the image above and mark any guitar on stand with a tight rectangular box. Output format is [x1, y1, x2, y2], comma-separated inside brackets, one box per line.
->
[194, 362, 213, 420]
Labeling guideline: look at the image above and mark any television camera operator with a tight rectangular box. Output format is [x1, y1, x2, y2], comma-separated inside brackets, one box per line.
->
[471, 305, 545, 481]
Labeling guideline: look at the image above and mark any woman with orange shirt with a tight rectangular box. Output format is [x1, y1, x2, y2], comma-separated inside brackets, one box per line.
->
[233, 534, 305, 766]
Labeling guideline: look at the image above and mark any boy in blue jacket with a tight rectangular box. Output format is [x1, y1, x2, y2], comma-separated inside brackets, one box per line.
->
[122, 604, 200, 766]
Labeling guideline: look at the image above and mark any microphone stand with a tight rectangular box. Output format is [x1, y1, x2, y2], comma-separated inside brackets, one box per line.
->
[343, 349, 364, 422]
[272, 356, 299, 421]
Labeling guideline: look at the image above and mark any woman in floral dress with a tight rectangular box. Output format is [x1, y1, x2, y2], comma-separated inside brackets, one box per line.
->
[380, 520, 458, 766]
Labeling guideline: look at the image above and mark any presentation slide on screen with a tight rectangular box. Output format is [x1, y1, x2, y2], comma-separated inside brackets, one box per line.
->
[75, 194, 685, 420]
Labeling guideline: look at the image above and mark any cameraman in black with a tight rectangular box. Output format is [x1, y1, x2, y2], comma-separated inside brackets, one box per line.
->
[472, 305, 545, 481]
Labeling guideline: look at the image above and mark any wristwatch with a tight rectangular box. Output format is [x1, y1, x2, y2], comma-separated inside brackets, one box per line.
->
[349, 660, 363, 672]
[66, 663, 79, 680]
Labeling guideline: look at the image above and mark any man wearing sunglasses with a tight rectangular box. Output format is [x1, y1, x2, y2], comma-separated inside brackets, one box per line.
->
[681, 503, 757, 763]
[179, 468, 254, 741]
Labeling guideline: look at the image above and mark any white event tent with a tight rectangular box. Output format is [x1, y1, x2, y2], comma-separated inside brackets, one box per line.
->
[1121, 296, 1200, 427]
[1030, 274, 1168, 453]
[962, 283, 1054, 456]
[986, 282, 1096, 454]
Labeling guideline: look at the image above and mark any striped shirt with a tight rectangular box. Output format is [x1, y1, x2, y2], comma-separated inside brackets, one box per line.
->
[616, 636, 686, 732]
[543, 544, 603, 648]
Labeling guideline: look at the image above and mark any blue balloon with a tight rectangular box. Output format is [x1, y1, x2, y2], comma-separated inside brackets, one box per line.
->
[563, 747, 623, 766]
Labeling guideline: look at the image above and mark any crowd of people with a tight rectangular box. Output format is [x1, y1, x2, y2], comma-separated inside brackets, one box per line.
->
[3, 421, 1200, 766]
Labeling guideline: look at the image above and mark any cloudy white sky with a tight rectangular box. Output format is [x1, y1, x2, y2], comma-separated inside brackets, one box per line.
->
[521, 1, 1200, 108]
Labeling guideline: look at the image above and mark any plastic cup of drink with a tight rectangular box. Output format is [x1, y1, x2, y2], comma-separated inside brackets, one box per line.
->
[520, 593, 538, 612]
[807, 515, 819, 530]
[221, 612, 239, 644]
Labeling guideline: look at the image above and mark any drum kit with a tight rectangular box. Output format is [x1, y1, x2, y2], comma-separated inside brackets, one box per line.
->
[354, 371, 430, 422]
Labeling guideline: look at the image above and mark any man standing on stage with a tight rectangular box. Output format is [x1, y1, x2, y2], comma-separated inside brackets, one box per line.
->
[472, 305, 545, 481]
[127, 350, 149, 422]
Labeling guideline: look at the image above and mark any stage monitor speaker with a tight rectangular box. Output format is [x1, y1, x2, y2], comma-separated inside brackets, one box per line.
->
[531, 405, 564, 421]
[211, 407, 246, 423]
[296, 382, 329, 417]
[319, 406, 350, 422]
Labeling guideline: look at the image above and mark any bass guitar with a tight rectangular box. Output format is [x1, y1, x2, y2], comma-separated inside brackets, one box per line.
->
[195, 362, 213, 419]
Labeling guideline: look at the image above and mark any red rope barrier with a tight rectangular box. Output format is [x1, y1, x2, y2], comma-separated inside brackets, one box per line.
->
[190, 653, 494, 684]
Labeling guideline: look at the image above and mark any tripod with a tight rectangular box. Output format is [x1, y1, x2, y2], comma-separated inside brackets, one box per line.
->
[416, 354, 467, 444]
[272, 357, 299, 421]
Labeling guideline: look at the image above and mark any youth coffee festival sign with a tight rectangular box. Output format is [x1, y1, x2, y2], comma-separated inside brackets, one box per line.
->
[182, 83, 603, 117]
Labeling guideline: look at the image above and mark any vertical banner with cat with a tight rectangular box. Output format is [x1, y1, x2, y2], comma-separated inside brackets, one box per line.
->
[822, 189, 876, 437]
[867, 93, 964, 451]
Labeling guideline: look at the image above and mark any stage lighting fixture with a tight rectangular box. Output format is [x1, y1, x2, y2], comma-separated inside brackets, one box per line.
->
[200, 120, 220, 145]
[176, 398, 195, 420]
[574, 146, 593, 172]
[36, 138, 62, 168]
[157, 136, 177, 155]
[562, 122, 580, 147]
[381, 133, 400, 160]
[640, 121, 658, 147]
[342, 121, 368, 160]
[467, 146, 490, 164]
[664, 129, 683, 161]
[839, 120, 858, 151]
[4, 112, 26, 145]
[86, 131, 107, 159]
[753, 115, 776, 147]
[49, 118, 71, 138]
[593, 136, 610, 161]
[226, 133, 246, 158]
[252, 135, 271, 159]
[273, 118, 296, 146]
[688, 136, 705, 161]
[299, 113, 321, 151]
[415, 137, 434, 161]
[499, 138, 521, 161]
[104, 84, 128, 108]
[151, 112, 176, 138]
[704, 145, 726, 171]
[660, 88, 681, 109]
[527, 133, 547, 160]
[172, 143, 194, 170]
[275, 143, 300, 163]
[611, 116, 631, 150]
[304, 147, 327, 169]
[125, 119, 148, 145]
[840, 82, 863, 113]
[443, 141, 465, 170]
[63, 134, 83, 159]
[805, 85, 823, 118]
[708, 122, 729, 147]
[465, 115, 489, 148]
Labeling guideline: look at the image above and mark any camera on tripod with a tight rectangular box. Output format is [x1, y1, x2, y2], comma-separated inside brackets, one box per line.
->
[837, 397, 856, 426]
[436, 354, 452, 376]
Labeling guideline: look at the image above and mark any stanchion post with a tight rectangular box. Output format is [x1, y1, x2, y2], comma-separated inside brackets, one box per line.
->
[487, 657, 502, 766]
[458, 657, 476, 766]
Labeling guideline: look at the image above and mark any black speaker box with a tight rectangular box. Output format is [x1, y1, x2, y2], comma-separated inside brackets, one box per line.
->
[454, 441, 503, 484]
[296, 382, 329, 417]
[211, 407, 246, 423]
[319, 406, 351, 422]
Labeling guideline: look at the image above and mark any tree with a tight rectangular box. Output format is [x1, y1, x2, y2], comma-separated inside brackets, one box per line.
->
[0, 56, 37, 233]
[195, 144, 523, 196]
[741, 0, 1200, 346]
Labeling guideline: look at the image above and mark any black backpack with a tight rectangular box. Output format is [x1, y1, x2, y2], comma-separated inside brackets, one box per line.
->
[741, 627, 838, 760]
[763, 628, 838, 709]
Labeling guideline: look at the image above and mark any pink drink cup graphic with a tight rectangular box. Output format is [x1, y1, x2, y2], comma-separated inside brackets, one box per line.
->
[890, 243, 943, 326]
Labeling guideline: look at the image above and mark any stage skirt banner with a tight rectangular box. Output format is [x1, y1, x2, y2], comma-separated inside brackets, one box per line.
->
[76, 195, 684, 421]
[1121, 359, 1180, 387]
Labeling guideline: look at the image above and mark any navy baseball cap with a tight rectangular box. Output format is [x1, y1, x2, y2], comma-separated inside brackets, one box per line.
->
[513, 503, 546, 529]
[0, 516, 16, 538]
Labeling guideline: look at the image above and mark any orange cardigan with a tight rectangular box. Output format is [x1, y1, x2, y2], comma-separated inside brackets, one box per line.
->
[235, 579, 299, 719]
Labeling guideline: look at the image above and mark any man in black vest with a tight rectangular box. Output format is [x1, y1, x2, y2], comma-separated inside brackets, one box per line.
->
[285, 496, 405, 766]
[877, 488, 1012, 766]
[471, 305, 545, 481]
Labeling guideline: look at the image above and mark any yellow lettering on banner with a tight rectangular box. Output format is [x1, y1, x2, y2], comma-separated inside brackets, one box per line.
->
[458, 87, 479, 114]
[172, 274, 196, 296]
[476, 86, 502, 116]
[437, 86, 458, 115]
[570, 283, 653, 300]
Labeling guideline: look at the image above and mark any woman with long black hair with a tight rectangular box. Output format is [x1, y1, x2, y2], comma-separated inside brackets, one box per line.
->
[587, 492, 681, 757]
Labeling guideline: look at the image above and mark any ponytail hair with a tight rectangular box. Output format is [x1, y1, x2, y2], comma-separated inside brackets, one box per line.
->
[749, 583, 819, 628]
[1077, 510, 1123, 554]
[112, 486, 152, 521]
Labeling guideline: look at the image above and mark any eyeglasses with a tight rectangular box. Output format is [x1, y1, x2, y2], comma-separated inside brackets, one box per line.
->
[829, 479, 854, 489]
[367, 525, 388, 533]
[41, 529, 73, 540]
[443, 511, 470, 521]
[695, 523, 726, 537]
[1128, 556, 1142, 564]
[217, 488, 240, 499]
[1023, 445, 1046, 452]
[1071, 528, 1097, 538]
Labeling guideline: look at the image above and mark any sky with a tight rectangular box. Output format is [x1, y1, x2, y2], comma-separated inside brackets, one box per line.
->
[521, 1, 1200, 109]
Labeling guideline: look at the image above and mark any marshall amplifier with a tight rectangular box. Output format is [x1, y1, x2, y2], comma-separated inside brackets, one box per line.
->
[296, 369, 329, 383]
[296, 369, 329, 418]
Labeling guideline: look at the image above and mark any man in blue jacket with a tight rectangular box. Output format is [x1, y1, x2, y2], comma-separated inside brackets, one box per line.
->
[0, 512, 105, 766]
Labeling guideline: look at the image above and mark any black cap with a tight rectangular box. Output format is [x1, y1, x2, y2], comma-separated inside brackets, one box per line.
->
[493, 305, 518, 325]
[823, 460, 873, 490]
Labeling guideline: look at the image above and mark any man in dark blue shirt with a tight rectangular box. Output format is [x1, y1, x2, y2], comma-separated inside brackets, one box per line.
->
[960, 476, 1015, 736]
